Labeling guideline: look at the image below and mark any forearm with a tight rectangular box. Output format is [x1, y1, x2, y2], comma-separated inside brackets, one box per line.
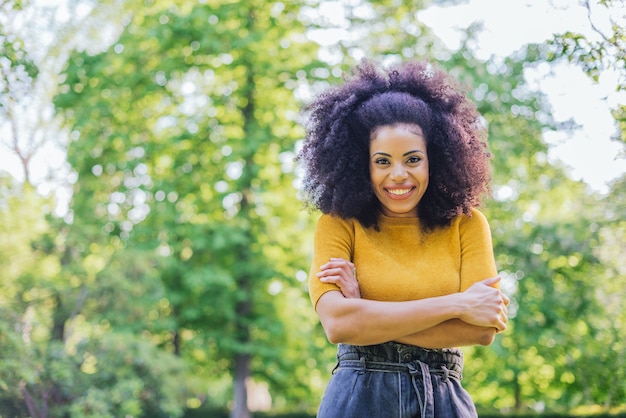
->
[316, 276, 508, 346]
[316, 291, 463, 346]
[394, 319, 497, 348]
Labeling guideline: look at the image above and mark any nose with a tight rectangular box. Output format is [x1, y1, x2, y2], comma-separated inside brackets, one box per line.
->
[390, 163, 408, 181]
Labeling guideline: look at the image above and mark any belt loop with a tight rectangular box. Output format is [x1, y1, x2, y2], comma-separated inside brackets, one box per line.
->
[358, 355, 367, 374]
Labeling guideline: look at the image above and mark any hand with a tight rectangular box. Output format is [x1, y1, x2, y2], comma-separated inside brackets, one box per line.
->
[316, 258, 361, 298]
[458, 276, 509, 332]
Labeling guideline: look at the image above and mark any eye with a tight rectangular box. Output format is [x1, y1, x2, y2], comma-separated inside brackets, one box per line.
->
[374, 157, 390, 165]
[406, 155, 421, 164]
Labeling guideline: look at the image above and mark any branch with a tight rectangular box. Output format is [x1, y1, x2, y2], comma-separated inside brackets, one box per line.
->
[585, 0, 625, 58]
[584, 0, 613, 45]
[19, 381, 43, 418]
[6, 94, 32, 184]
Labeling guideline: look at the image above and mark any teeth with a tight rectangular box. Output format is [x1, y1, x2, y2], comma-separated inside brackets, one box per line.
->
[388, 188, 411, 195]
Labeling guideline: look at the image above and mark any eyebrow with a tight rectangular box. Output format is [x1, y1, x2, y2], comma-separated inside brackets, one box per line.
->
[371, 150, 425, 157]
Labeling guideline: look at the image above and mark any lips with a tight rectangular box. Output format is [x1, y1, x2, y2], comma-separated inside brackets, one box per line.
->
[384, 186, 416, 199]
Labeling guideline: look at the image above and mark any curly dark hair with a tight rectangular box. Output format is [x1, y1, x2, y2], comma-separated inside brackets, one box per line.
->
[297, 60, 491, 231]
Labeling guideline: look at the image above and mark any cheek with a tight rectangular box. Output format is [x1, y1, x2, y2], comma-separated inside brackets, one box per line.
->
[369, 167, 386, 186]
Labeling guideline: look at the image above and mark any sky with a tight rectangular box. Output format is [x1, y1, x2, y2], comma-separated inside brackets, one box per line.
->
[1, 0, 624, 201]
[418, 0, 625, 193]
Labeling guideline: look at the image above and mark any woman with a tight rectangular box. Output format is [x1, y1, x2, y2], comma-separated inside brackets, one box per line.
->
[297, 60, 510, 418]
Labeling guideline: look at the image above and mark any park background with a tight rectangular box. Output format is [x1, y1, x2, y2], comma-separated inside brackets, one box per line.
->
[1, 0, 625, 417]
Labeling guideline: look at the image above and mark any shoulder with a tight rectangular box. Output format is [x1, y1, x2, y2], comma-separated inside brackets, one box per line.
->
[465, 207, 489, 224]
[316, 213, 357, 232]
[312, 214, 359, 264]
[447, 207, 491, 230]
[455, 208, 493, 237]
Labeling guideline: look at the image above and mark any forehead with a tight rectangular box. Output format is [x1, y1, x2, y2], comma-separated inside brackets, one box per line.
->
[371, 123, 424, 138]
[370, 125, 426, 151]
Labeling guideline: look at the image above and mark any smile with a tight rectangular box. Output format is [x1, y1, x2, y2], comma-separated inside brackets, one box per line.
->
[385, 187, 415, 197]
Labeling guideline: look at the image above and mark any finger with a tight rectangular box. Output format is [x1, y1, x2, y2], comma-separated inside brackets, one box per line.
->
[328, 258, 354, 270]
[320, 259, 353, 271]
[320, 275, 357, 293]
[318, 266, 354, 276]
[323, 263, 356, 279]
[482, 276, 501, 287]
[496, 319, 507, 333]
[317, 269, 358, 286]
[317, 268, 346, 278]
[319, 274, 343, 284]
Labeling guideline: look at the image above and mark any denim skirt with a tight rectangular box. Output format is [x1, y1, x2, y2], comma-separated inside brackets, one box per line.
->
[317, 342, 478, 418]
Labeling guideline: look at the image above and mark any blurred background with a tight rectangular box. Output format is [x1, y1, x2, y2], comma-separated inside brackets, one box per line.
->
[0, 0, 624, 417]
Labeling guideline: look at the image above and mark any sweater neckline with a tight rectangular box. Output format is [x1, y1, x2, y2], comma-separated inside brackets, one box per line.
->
[378, 214, 421, 227]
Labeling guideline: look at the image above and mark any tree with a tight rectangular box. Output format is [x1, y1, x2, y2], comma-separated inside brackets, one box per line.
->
[4, 0, 623, 414]
[457, 5, 626, 411]
[0, 0, 40, 184]
[550, 0, 625, 149]
[1, 1, 199, 416]
[320, 0, 626, 412]
[54, 0, 328, 416]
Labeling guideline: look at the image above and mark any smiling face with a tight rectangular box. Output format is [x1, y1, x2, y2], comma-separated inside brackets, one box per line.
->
[369, 124, 429, 218]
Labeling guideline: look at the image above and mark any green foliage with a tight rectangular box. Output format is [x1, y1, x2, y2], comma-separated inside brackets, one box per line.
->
[1, 0, 625, 416]
[460, 1, 625, 411]
[329, 2, 624, 412]
[0, 0, 39, 108]
[53, 0, 329, 413]
[63, 332, 188, 418]
[0, 179, 189, 417]
[547, 0, 625, 148]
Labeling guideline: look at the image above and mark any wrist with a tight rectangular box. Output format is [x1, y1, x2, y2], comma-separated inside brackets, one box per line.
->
[445, 292, 465, 320]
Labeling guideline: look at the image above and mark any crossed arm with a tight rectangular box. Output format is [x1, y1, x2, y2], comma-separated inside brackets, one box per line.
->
[315, 258, 510, 348]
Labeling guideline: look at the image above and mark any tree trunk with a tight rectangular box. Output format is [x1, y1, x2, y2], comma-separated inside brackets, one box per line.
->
[20, 383, 46, 418]
[514, 374, 522, 412]
[50, 295, 66, 342]
[231, 271, 253, 418]
[230, 5, 257, 418]
[231, 352, 251, 418]
[173, 328, 181, 356]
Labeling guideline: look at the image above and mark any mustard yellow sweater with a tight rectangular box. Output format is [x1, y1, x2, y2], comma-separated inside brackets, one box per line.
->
[309, 208, 497, 308]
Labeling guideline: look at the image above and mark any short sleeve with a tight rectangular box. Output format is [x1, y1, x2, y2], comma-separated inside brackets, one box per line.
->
[459, 208, 498, 291]
[308, 214, 355, 308]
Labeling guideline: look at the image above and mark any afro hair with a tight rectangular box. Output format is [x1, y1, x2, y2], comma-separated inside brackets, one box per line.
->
[297, 60, 492, 231]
